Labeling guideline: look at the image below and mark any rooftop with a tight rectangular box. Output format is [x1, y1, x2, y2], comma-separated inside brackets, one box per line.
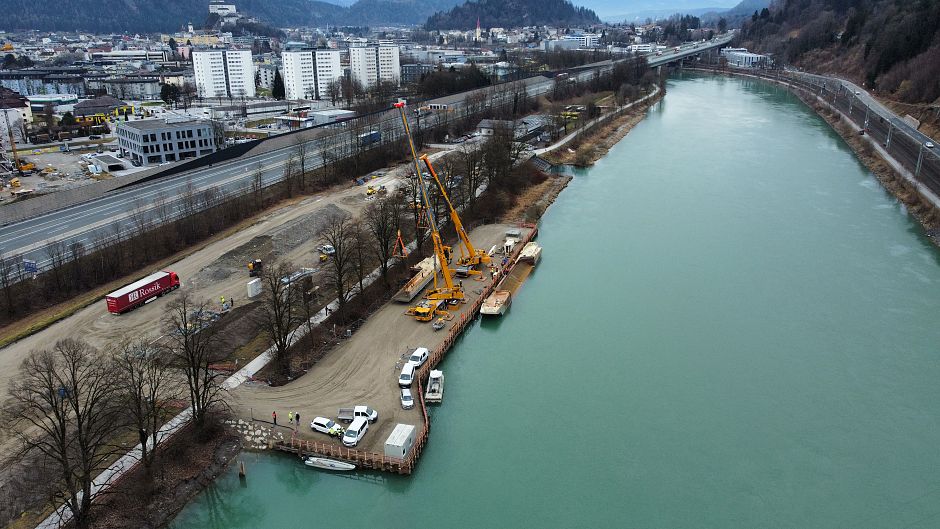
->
[119, 117, 208, 131]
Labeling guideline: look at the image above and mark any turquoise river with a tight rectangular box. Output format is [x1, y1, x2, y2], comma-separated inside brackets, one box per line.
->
[169, 73, 940, 528]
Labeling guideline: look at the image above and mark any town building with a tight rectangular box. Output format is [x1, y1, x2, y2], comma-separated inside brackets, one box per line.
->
[349, 45, 401, 89]
[721, 48, 770, 68]
[401, 63, 435, 85]
[281, 49, 343, 100]
[193, 49, 255, 98]
[0, 87, 31, 144]
[73, 95, 134, 125]
[116, 117, 218, 166]
[256, 63, 277, 90]
[0, 68, 87, 96]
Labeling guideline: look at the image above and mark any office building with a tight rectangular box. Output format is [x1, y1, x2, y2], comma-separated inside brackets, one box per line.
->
[193, 49, 255, 99]
[116, 117, 218, 166]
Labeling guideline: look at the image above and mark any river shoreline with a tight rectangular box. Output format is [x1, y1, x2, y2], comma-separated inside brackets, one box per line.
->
[541, 88, 665, 167]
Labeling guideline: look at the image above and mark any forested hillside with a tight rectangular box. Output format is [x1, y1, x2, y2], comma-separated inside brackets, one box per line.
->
[740, 0, 940, 104]
[426, 0, 599, 30]
[0, 0, 462, 32]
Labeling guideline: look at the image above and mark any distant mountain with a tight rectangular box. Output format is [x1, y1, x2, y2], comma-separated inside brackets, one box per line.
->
[585, 0, 738, 20]
[605, 7, 728, 23]
[426, 0, 600, 30]
[0, 0, 465, 32]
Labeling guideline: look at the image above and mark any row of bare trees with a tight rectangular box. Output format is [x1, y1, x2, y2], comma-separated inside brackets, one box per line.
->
[2, 293, 232, 528]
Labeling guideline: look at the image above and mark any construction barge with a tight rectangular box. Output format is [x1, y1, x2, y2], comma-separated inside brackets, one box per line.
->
[274, 223, 539, 474]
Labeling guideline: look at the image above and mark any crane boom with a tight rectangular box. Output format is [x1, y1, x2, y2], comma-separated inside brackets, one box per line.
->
[393, 102, 463, 302]
[2, 110, 23, 176]
[420, 154, 490, 272]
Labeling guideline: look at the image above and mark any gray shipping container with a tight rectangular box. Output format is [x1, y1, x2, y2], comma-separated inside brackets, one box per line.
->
[384, 423, 416, 459]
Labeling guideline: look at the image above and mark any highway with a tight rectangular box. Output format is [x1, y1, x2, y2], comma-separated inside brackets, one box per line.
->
[0, 36, 733, 274]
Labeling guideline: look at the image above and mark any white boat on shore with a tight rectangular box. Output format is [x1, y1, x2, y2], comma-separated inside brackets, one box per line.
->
[303, 456, 356, 471]
[519, 242, 542, 265]
[425, 370, 444, 403]
[480, 290, 511, 316]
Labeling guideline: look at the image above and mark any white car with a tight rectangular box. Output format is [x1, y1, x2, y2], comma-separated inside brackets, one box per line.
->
[400, 388, 414, 409]
[926, 141, 935, 149]
[310, 416, 344, 436]
[407, 347, 429, 367]
[399, 363, 415, 388]
[318, 244, 336, 255]
[342, 417, 369, 447]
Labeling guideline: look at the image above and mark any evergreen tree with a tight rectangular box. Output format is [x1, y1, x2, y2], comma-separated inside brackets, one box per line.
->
[272, 68, 285, 100]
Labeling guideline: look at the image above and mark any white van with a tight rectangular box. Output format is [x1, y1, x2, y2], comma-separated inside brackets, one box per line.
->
[399, 363, 415, 388]
[342, 417, 369, 447]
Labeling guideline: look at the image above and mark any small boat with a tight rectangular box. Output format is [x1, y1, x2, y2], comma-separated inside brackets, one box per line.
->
[425, 370, 444, 403]
[519, 242, 542, 265]
[303, 456, 356, 471]
[480, 290, 511, 316]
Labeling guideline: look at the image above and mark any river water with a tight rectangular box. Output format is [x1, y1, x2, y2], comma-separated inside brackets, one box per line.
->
[169, 73, 940, 529]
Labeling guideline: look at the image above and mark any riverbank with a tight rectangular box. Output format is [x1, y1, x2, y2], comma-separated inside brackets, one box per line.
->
[90, 425, 240, 529]
[541, 88, 664, 167]
[689, 67, 940, 243]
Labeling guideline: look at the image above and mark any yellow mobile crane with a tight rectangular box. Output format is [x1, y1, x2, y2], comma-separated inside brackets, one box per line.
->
[420, 154, 490, 275]
[394, 102, 464, 312]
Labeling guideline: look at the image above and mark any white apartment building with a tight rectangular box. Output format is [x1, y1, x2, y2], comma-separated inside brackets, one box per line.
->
[193, 49, 256, 99]
[281, 49, 342, 100]
[349, 45, 400, 89]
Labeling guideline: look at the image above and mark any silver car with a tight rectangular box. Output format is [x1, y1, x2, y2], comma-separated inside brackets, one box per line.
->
[400, 388, 414, 410]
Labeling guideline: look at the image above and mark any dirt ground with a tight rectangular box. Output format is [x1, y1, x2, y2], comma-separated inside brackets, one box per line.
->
[229, 223, 530, 455]
[0, 151, 449, 464]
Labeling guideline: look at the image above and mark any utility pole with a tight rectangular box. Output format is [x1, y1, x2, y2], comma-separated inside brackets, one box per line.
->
[886, 122, 894, 150]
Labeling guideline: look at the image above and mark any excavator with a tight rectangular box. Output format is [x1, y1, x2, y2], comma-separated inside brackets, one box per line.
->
[420, 154, 490, 275]
[393, 102, 464, 320]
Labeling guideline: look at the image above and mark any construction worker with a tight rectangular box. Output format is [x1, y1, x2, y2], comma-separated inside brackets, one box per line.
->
[220, 296, 226, 306]
[288, 411, 294, 425]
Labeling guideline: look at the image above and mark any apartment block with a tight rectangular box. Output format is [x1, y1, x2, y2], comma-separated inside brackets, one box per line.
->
[193, 49, 255, 99]
[281, 49, 342, 100]
[116, 117, 218, 166]
[349, 45, 400, 89]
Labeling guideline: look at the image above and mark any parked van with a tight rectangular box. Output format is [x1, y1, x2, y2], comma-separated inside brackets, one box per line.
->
[408, 347, 429, 367]
[342, 417, 369, 447]
[399, 363, 416, 388]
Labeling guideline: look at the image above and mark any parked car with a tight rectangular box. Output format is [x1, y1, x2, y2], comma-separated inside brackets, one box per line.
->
[317, 244, 336, 255]
[407, 347, 429, 367]
[400, 388, 414, 409]
[926, 141, 935, 149]
[88, 135, 101, 140]
[342, 417, 369, 447]
[399, 363, 415, 388]
[310, 416, 344, 437]
[337, 405, 378, 423]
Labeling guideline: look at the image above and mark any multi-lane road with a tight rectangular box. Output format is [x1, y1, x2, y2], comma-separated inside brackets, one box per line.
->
[0, 36, 734, 273]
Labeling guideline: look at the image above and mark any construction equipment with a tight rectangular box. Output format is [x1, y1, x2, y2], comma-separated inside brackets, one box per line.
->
[247, 259, 263, 277]
[420, 155, 490, 275]
[2, 110, 26, 176]
[9, 177, 20, 188]
[393, 101, 464, 309]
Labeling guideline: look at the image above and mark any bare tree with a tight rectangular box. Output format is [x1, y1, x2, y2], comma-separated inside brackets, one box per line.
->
[114, 339, 181, 470]
[163, 294, 225, 427]
[365, 196, 402, 284]
[258, 262, 303, 376]
[292, 135, 311, 191]
[6, 339, 122, 529]
[0, 253, 19, 318]
[350, 220, 369, 295]
[251, 162, 264, 210]
[44, 240, 68, 296]
[283, 154, 296, 198]
[322, 214, 355, 318]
